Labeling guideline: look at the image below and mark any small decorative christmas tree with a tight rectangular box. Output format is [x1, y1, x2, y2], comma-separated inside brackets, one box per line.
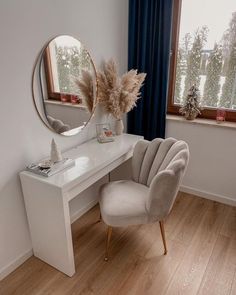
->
[179, 85, 202, 120]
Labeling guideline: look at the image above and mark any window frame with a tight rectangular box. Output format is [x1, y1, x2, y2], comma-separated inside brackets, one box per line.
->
[43, 47, 71, 102]
[167, 0, 236, 122]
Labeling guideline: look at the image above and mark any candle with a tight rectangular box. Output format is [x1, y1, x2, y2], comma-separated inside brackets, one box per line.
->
[60, 94, 69, 103]
[70, 95, 78, 104]
[216, 108, 226, 123]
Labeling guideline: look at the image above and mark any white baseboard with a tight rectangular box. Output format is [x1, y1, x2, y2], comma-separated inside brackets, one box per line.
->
[180, 185, 236, 207]
[0, 249, 33, 281]
[70, 199, 98, 224]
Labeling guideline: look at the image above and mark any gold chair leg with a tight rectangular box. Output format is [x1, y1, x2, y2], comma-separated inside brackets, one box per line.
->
[104, 226, 112, 261]
[159, 221, 167, 255]
[95, 211, 102, 224]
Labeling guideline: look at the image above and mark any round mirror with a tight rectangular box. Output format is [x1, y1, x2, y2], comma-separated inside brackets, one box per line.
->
[32, 35, 97, 136]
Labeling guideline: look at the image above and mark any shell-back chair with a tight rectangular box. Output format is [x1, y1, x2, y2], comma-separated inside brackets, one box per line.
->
[99, 137, 189, 260]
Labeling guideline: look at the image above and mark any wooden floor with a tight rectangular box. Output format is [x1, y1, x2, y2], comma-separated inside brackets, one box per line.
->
[1, 193, 236, 295]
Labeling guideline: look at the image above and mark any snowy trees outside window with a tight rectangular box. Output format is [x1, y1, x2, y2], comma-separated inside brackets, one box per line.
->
[48, 36, 92, 96]
[174, 0, 236, 111]
[55, 45, 91, 95]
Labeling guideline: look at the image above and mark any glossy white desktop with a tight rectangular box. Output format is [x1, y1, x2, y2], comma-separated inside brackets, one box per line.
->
[20, 134, 142, 276]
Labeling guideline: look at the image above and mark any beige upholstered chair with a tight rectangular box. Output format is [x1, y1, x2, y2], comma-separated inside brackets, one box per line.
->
[99, 137, 189, 260]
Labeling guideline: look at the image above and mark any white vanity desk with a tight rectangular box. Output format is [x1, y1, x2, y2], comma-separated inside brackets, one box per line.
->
[20, 134, 142, 277]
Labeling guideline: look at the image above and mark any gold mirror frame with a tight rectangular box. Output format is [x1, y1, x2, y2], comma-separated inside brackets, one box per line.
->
[31, 35, 98, 136]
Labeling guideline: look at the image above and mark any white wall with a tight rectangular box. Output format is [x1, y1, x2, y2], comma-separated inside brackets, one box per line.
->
[166, 118, 236, 206]
[0, 0, 128, 279]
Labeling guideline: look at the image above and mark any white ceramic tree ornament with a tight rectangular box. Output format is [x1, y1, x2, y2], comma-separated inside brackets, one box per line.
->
[50, 139, 63, 163]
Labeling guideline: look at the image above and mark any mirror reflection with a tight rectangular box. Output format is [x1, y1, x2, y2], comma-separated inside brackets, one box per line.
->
[33, 35, 97, 136]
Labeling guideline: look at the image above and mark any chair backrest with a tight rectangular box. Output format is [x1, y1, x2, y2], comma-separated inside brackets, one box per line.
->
[132, 138, 189, 220]
[132, 138, 188, 186]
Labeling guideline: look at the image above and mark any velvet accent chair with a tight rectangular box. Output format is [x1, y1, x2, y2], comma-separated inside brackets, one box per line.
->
[99, 138, 189, 261]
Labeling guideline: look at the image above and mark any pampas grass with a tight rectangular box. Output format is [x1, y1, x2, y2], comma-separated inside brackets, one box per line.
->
[75, 59, 146, 118]
[75, 70, 94, 113]
[98, 59, 146, 119]
[97, 60, 121, 119]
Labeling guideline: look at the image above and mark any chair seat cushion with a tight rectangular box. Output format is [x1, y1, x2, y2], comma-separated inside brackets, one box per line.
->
[99, 180, 149, 227]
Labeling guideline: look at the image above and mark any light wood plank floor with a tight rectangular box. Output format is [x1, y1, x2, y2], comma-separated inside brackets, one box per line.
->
[1, 193, 235, 295]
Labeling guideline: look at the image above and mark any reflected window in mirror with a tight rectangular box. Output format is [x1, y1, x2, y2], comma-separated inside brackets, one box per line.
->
[43, 36, 93, 105]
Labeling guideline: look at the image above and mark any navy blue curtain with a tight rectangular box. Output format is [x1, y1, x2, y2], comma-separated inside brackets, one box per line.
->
[128, 0, 174, 140]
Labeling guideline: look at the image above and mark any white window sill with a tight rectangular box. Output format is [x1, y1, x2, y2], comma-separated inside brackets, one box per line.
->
[45, 100, 86, 110]
[166, 114, 236, 130]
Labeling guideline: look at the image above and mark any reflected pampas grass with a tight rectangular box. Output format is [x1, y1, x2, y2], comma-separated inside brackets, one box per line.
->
[75, 70, 94, 113]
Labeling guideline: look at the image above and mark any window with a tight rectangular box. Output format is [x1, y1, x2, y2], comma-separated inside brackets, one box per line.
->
[168, 0, 236, 121]
[44, 36, 92, 101]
